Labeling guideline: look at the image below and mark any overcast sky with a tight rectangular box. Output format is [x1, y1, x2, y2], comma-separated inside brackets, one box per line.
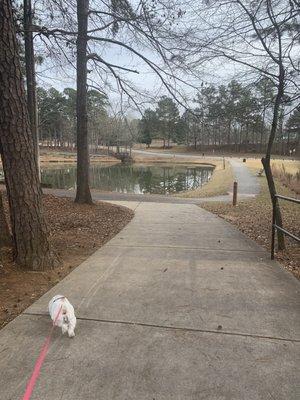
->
[34, 0, 299, 117]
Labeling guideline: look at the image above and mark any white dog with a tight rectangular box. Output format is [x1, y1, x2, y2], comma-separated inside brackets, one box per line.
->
[48, 295, 76, 338]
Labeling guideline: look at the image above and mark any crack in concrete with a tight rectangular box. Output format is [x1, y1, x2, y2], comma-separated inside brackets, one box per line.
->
[23, 312, 300, 344]
[106, 244, 267, 253]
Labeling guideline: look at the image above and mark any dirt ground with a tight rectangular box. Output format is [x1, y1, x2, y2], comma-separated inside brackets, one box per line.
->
[201, 177, 300, 280]
[0, 194, 134, 329]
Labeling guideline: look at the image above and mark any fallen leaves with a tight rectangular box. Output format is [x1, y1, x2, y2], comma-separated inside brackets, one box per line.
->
[201, 178, 300, 280]
[0, 194, 134, 329]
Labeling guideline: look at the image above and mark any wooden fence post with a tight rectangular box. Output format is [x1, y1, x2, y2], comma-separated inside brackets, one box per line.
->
[233, 181, 238, 206]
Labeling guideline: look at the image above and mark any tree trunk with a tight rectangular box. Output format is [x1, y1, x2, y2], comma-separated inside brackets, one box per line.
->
[245, 122, 249, 153]
[24, 0, 40, 180]
[278, 106, 284, 155]
[75, 0, 93, 204]
[0, 190, 11, 248]
[262, 66, 285, 251]
[227, 120, 231, 145]
[260, 81, 267, 153]
[0, 0, 59, 270]
[260, 107, 266, 152]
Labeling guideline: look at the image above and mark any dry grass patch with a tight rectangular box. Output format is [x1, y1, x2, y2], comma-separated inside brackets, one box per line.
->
[246, 158, 299, 173]
[177, 160, 234, 198]
[133, 152, 218, 165]
[246, 158, 300, 195]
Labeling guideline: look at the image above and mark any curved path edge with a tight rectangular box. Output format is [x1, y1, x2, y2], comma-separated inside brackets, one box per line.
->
[0, 196, 299, 399]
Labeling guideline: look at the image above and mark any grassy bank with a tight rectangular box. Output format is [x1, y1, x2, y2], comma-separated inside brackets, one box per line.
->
[177, 160, 234, 198]
[133, 152, 217, 165]
[201, 176, 300, 279]
[246, 158, 300, 194]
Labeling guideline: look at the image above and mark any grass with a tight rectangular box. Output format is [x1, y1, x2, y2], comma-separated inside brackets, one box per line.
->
[136, 144, 299, 159]
[133, 152, 218, 165]
[246, 158, 300, 173]
[246, 158, 300, 195]
[201, 175, 300, 279]
[177, 160, 234, 198]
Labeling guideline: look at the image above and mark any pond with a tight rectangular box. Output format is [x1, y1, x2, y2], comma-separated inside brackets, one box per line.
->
[41, 163, 214, 195]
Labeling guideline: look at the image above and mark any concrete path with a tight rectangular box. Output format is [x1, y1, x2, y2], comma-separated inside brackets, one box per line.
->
[229, 159, 260, 196]
[0, 201, 299, 399]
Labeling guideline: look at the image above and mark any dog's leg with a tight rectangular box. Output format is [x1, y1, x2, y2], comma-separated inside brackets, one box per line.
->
[67, 318, 76, 338]
[68, 327, 75, 338]
[62, 324, 68, 335]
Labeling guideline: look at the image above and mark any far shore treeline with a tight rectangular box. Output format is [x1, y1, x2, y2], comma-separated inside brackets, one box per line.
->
[38, 81, 299, 156]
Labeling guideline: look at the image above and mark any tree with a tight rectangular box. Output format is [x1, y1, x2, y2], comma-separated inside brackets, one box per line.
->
[174, 117, 187, 145]
[87, 89, 109, 152]
[181, 109, 200, 149]
[139, 108, 159, 147]
[0, 0, 58, 270]
[31, 0, 193, 203]
[286, 107, 300, 137]
[195, 84, 220, 147]
[236, 85, 259, 152]
[286, 106, 300, 154]
[38, 87, 68, 146]
[0, 191, 11, 248]
[255, 78, 275, 151]
[24, 0, 39, 177]
[156, 96, 180, 148]
[75, 0, 92, 204]
[190, 0, 300, 250]
[139, 126, 152, 148]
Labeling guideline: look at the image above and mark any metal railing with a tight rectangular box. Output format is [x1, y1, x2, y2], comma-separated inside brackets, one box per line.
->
[271, 194, 300, 259]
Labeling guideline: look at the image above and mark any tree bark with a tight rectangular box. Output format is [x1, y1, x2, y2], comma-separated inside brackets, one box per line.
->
[227, 120, 231, 145]
[260, 81, 267, 152]
[24, 0, 40, 180]
[262, 65, 285, 251]
[0, 0, 59, 269]
[0, 190, 11, 248]
[75, 0, 93, 204]
[245, 122, 249, 153]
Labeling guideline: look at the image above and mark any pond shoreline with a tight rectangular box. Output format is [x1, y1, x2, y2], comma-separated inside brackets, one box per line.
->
[40, 162, 214, 196]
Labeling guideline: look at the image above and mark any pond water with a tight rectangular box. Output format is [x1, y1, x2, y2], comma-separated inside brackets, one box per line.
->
[41, 163, 214, 195]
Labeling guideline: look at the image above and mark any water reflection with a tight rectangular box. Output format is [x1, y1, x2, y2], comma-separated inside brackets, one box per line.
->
[41, 163, 214, 195]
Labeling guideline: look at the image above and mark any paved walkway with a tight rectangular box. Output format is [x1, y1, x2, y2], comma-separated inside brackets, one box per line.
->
[0, 200, 299, 399]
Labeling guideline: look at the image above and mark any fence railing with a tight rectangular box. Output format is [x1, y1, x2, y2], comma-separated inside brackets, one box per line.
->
[271, 194, 300, 259]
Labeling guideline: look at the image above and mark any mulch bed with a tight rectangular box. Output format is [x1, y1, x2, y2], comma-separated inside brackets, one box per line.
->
[0, 194, 134, 329]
